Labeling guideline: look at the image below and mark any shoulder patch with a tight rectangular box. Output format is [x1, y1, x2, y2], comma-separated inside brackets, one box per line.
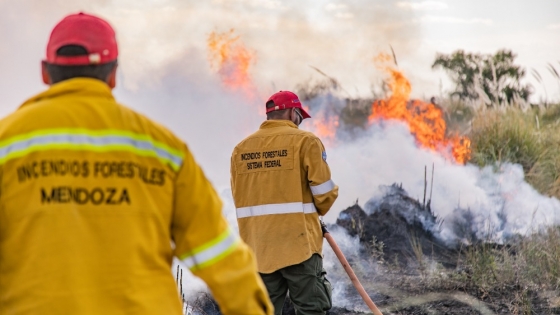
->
[322, 151, 327, 162]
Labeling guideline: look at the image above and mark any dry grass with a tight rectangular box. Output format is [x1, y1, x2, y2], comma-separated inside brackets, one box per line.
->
[449, 102, 560, 198]
[454, 227, 560, 313]
[401, 100, 560, 313]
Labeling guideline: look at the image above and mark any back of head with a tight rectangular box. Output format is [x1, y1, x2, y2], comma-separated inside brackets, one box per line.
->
[265, 91, 311, 120]
[43, 12, 119, 85]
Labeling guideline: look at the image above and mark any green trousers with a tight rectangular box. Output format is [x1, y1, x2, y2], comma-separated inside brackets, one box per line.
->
[260, 254, 332, 315]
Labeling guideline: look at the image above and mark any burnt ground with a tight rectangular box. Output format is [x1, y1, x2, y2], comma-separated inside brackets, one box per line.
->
[184, 184, 560, 315]
[334, 184, 456, 268]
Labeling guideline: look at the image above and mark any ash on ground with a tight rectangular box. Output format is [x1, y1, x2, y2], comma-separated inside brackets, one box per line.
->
[335, 183, 457, 268]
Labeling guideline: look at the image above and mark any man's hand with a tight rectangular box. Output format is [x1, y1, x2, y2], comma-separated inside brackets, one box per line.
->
[320, 220, 329, 235]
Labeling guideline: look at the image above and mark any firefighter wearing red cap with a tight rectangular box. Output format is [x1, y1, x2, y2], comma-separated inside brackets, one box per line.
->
[230, 91, 339, 315]
[0, 12, 272, 315]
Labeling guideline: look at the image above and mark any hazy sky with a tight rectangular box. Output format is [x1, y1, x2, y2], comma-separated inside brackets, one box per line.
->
[1, 0, 559, 208]
[1, 0, 559, 111]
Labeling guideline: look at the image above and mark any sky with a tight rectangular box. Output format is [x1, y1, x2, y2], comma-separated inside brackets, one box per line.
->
[1, 0, 559, 111]
[1, 0, 559, 214]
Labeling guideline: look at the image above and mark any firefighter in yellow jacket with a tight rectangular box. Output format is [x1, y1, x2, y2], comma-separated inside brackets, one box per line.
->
[230, 91, 339, 315]
[0, 12, 272, 315]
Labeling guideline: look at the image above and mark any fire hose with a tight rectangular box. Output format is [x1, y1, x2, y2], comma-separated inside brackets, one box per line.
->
[321, 222, 384, 315]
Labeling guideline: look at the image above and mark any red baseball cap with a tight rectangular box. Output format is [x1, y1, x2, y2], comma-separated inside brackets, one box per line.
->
[45, 12, 118, 66]
[266, 91, 311, 119]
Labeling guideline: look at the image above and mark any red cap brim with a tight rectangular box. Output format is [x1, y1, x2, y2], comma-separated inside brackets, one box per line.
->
[300, 108, 311, 119]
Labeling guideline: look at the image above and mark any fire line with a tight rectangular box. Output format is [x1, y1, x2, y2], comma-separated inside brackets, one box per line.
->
[369, 53, 471, 164]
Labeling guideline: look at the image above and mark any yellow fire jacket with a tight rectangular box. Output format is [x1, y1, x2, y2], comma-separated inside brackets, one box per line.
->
[0, 78, 272, 315]
[230, 120, 339, 273]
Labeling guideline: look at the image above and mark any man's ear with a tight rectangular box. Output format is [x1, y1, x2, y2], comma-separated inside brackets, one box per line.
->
[290, 108, 299, 124]
[107, 63, 118, 89]
[41, 61, 51, 85]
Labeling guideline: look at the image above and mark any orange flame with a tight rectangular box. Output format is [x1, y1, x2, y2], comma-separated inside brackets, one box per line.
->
[312, 115, 339, 142]
[207, 29, 256, 96]
[369, 53, 471, 164]
[302, 104, 339, 144]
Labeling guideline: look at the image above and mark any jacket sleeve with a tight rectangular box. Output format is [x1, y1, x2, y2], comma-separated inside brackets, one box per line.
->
[302, 137, 339, 216]
[172, 146, 273, 315]
[230, 151, 237, 206]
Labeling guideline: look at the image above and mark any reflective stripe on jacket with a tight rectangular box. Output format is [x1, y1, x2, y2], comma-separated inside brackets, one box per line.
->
[0, 78, 272, 315]
[230, 120, 338, 273]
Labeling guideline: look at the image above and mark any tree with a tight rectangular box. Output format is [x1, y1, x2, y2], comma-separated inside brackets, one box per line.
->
[432, 49, 532, 106]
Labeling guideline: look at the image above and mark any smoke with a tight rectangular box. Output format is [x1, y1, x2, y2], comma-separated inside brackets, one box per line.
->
[0, 0, 426, 112]
[320, 225, 372, 313]
[306, 102, 560, 246]
[0, 0, 426, 181]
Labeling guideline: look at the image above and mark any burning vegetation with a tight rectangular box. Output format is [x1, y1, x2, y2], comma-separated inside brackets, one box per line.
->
[199, 32, 560, 314]
[207, 29, 256, 97]
[297, 54, 471, 164]
[368, 54, 471, 164]
[206, 31, 471, 165]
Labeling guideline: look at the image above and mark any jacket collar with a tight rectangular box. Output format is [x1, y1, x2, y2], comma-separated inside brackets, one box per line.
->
[20, 78, 115, 109]
[259, 120, 298, 130]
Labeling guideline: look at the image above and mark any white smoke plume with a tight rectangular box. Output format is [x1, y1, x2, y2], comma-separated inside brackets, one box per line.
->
[318, 118, 560, 243]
